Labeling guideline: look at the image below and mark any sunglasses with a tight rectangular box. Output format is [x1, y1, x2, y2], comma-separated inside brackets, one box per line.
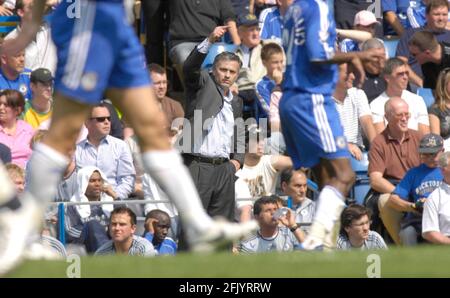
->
[90, 116, 111, 123]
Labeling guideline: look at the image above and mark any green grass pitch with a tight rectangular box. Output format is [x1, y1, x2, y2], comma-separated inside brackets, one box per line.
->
[6, 245, 450, 278]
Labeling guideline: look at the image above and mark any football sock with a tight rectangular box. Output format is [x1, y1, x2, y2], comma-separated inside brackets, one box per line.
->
[141, 149, 212, 233]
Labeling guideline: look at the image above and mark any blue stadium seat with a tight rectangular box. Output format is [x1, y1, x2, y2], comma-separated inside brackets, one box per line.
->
[349, 152, 371, 205]
[383, 39, 399, 58]
[201, 43, 237, 69]
[417, 87, 435, 108]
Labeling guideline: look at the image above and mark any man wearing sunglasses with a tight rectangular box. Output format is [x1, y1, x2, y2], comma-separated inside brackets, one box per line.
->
[76, 104, 135, 201]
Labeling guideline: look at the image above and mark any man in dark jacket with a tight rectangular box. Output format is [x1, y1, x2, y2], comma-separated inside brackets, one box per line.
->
[181, 26, 245, 221]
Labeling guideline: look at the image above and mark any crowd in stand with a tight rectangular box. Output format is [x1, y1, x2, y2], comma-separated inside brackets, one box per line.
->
[2, 0, 450, 256]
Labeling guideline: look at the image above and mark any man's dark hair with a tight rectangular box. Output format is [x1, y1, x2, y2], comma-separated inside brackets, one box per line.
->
[89, 103, 110, 116]
[426, 0, 449, 15]
[280, 169, 306, 187]
[409, 30, 439, 52]
[148, 63, 166, 75]
[111, 206, 137, 225]
[146, 209, 170, 222]
[382, 57, 406, 76]
[340, 204, 372, 236]
[253, 195, 279, 216]
[213, 51, 243, 69]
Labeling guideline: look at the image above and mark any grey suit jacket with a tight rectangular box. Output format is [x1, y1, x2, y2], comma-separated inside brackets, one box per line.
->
[182, 46, 245, 166]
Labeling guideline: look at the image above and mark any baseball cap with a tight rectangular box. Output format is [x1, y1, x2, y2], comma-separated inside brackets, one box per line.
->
[237, 14, 258, 27]
[354, 10, 380, 26]
[419, 133, 444, 154]
[30, 68, 53, 84]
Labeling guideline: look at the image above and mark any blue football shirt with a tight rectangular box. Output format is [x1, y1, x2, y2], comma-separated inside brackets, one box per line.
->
[282, 0, 338, 95]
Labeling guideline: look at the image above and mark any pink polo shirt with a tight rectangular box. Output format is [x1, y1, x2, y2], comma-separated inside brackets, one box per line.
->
[0, 120, 35, 168]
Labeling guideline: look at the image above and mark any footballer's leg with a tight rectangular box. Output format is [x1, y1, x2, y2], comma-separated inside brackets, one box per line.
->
[303, 158, 355, 250]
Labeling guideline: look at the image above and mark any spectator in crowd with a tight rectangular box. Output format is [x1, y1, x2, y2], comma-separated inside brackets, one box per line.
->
[76, 104, 135, 200]
[387, 133, 444, 245]
[5, 0, 57, 73]
[408, 30, 450, 90]
[235, 14, 268, 119]
[238, 195, 304, 253]
[95, 206, 157, 256]
[149, 63, 184, 133]
[339, 10, 379, 53]
[65, 166, 113, 253]
[168, 0, 240, 84]
[258, 0, 293, 44]
[235, 127, 292, 222]
[370, 57, 430, 135]
[360, 38, 387, 102]
[21, 68, 53, 129]
[333, 63, 376, 160]
[125, 64, 183, 199]
[382, 0, 411, 36]
[280, 169, 315, 234]
[422, 150, 450, 244]
[5, 162, 24, 193]
[0, 89, 34, 168]
[337, 204, 387, 250]
[397, 0, 450, 90]
[369, 97, 421, 244]
[0, 142, 11, 163]
[144, 209, 177, 255]
[255, 42, 284, 122]
[0, 49, 31, 101]
[429, 68, 450, 150]
[182, 26, 244, 222]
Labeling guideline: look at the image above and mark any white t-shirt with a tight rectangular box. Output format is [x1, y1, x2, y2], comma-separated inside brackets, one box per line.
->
[422, 183, 450, 236]
[370, 90, 429, 129]
[235, 155, 278, 208]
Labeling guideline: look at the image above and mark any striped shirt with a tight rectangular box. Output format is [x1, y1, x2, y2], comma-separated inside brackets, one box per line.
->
[334, 87, 372, 148]
[95, 235, 157, 256]
[40, 235, 67, 258]
[336, 231, 388, 250]
[239, 227, 300, 253]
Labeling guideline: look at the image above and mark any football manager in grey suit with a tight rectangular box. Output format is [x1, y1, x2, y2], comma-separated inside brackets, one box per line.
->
[181, 26, 245, 222]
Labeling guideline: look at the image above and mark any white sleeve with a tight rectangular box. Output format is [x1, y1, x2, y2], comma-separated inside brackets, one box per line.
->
[415, 94, 430, 125]
[370, 99, 384, 124]
[355, 89, 372, 118]
[422, 192, 441, 233]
